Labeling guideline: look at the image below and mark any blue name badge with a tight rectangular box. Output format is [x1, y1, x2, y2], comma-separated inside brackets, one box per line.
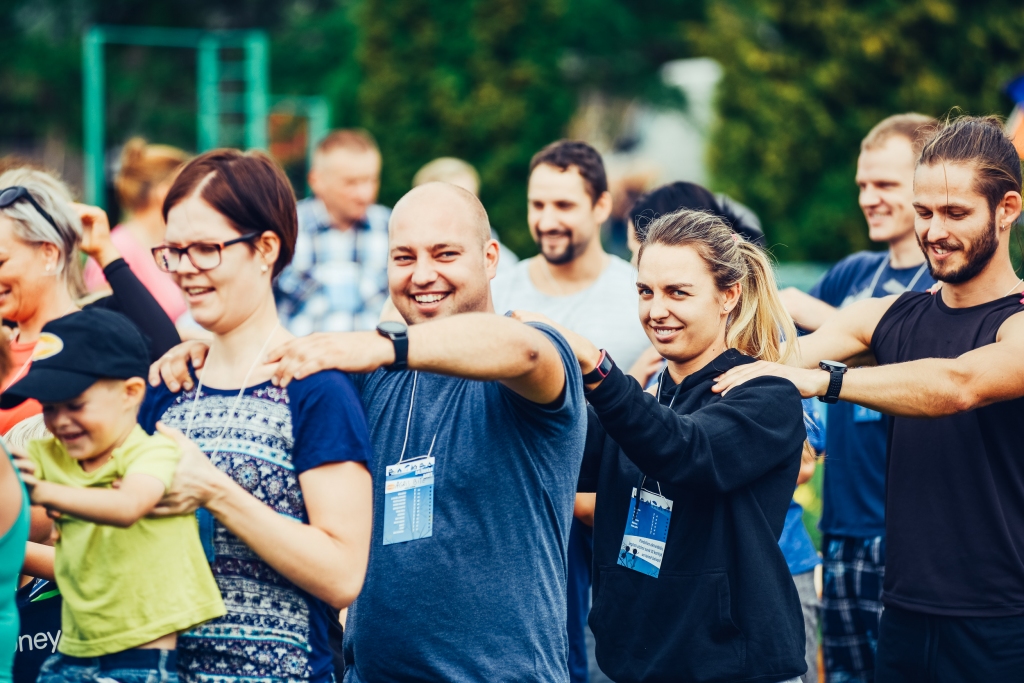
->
[853, 404, 883, 423]
[383, 456, 434, 545]
[617, 487, 673, 578]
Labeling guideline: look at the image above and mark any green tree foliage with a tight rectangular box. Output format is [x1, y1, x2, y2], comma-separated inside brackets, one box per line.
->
[351, 0, 573, 253]
[691, 0, 1024, 262]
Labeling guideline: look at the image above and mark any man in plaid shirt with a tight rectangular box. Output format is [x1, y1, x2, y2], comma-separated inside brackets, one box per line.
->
[275, 129, 391, 334]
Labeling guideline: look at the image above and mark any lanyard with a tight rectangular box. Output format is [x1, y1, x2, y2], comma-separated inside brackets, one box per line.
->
[396, 371, 459, 464]
[634, 368, 684, 507]
[185, 323, 280, 459]
[866, 257, 928, 297]
[397, 372, 435, 463]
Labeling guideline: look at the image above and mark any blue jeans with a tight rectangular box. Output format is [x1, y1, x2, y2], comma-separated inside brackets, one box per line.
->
[38, 650, 177, 683]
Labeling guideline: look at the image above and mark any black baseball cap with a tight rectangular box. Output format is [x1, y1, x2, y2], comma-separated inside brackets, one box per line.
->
[1, 309, 150, 408]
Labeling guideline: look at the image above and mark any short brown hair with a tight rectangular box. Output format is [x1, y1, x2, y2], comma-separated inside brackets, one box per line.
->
[162, 149, 297, 276]
[116, 137, 189, 212]
[529, 140, 608, 205]
[315, 129, 379, 158]
[919, 115, 1023, 214]
[862, 113, 938, 156]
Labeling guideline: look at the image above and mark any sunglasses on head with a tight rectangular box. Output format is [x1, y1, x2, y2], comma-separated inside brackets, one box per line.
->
[0, 186, 60, 231]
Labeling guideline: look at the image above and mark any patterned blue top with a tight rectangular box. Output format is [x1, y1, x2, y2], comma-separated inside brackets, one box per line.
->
[139, 370, 372, 683]
[274, 198, 391, 335]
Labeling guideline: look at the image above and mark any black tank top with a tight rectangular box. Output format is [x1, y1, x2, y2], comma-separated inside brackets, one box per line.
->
[871, 290, 1024, 616]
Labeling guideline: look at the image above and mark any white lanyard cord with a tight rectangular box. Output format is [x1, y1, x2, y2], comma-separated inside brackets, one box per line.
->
[865, 258, 927, 298]
[185, 323, 280, 458]
[904, 263, 928, 293]
[397, 371, 418, 462]
[396, 371, 445, 464]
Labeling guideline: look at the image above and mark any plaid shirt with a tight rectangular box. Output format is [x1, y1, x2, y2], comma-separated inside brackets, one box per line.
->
[274, 197, 391, 334]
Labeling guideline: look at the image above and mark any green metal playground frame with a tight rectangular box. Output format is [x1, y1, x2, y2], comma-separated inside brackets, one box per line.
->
[82, 25, 329, 207]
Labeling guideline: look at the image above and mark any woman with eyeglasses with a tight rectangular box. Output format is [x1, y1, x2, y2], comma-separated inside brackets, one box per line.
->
[0, 168, 180, 436]
[137, 149, 373, 683]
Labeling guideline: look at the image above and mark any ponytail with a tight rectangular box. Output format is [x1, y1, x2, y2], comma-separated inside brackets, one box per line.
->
[729, 240, 796, 363]
[638, 209, 795, 363]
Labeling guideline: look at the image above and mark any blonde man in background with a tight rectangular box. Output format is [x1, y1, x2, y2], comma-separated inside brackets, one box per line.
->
[275, 129, 392, 334]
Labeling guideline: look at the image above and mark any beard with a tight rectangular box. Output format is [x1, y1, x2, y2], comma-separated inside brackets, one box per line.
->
[920, 216, 1000, 285]
[535, 229, 590, 265]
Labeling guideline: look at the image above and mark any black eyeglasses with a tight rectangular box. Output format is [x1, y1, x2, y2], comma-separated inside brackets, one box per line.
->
[151, 232, 262, 273]
[0, 186, 60, 231]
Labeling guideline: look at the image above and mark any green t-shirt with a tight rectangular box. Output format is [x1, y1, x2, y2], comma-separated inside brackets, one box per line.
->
[28, 425, 225, 657]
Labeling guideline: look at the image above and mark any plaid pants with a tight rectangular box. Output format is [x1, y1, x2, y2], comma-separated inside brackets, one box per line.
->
[822, 535, 884, 683]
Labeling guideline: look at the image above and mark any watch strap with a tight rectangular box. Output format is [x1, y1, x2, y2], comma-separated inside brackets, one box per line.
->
[818, 369, 843, 404]
[582, 350, 613, 384]
[389, 334, 409, 371]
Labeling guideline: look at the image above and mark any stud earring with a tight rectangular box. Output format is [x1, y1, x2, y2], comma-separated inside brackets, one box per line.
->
[260, 264, 269, 273]
[45, 264, 53, 272]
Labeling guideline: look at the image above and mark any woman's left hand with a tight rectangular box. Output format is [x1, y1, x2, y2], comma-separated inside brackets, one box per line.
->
[74, 202, 122, 268]
[151, 422, 230, 517]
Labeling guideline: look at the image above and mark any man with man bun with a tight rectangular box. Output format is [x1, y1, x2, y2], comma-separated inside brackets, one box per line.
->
[780, 113, 938, 682]
[714, 115, 1024, 680]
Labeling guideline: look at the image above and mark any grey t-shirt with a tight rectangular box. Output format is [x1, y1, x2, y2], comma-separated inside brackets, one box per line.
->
[491, 255, 652, 369]
[343, 323, 586, 683]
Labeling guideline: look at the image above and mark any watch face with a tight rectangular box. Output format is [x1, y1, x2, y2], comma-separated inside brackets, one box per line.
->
[819, 360, 847, 372]
[377, 321, 408, 337]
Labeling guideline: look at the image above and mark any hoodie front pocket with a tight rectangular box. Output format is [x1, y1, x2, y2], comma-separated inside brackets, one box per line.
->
[590, 566, 746, 683]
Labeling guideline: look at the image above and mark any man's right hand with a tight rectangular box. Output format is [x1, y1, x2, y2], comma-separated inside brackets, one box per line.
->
[149, 340, 211, 392]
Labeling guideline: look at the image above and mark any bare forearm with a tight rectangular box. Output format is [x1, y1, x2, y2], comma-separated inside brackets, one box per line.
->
[407, 313, 550, 380]
[22, 542, 55, 581]
[204, 478, 367, 609]
[32, 482, 156, 528]
[840, 359, 973, 417]
[781, 288, 837, 332]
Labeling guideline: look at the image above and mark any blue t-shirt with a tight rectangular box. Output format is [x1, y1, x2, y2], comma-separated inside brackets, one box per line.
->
[779, 399, 826, 575]
[808, 251, 935, 538]
[343, 323, 586, 683]
[139, 370, 372, 683]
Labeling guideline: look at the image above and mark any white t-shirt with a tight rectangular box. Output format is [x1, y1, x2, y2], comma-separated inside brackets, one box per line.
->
[491, 254, 652, 369]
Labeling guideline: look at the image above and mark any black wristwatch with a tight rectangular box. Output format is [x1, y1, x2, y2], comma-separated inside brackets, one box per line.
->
[582, 350, 614, 385]
[817, 360, 848, 404]
[376, 321, 409, 371]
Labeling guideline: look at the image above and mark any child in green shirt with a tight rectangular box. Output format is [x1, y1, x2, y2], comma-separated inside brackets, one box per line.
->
[8, 309, 224, 683]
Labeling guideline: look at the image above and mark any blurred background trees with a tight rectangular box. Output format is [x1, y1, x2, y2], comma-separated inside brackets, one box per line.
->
[2, 0, 1023, 260]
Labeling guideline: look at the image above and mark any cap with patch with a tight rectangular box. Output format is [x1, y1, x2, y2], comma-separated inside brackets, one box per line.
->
[1, 309, 150, 408]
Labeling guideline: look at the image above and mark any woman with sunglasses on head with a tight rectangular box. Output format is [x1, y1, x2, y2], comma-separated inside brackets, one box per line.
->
[137, 149, 372, 683]
[0, 169, 180, 436]
[519, 209, 807, 683]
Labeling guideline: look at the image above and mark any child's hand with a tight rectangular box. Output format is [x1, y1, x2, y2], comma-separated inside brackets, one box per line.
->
[12, 454, 40, 490]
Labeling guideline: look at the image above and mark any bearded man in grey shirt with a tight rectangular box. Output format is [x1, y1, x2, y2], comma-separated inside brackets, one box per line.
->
[491, 140, 652, 683]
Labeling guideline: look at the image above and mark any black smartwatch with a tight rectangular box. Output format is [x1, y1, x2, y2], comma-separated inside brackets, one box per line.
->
[376, 321, 409, 371]
[582, 350, 614, 385]
[817, 360, 848, 404]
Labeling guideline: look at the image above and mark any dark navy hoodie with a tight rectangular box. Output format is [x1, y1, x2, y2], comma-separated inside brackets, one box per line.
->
[580, 349, 806, 683]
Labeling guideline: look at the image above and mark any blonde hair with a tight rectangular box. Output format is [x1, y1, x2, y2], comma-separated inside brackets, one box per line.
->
[637, 209, 796, 364]
[3, 414, 50, 449]
[861, 113, 937, 156]
[412, 157, 480, 195]
[0, 167, 82, 280]
[115, 138, 189, 213]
